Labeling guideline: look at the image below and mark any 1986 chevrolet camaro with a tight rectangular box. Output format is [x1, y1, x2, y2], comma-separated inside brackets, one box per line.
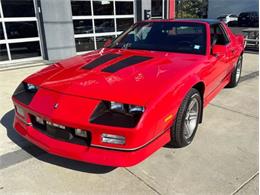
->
[12, 19, 244, 167]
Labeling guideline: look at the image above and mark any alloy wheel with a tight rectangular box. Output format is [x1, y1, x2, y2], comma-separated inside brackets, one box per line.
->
[183, 97, 199, 139]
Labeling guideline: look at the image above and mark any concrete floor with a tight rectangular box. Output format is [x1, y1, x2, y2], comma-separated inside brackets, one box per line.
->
[0, 53, 258, 194]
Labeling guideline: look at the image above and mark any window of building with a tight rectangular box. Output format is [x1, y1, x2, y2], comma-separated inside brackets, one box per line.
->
[9, 41, 41, 60]
[0, 0, 42, 62]
[71, 0, 135, 53]
[151, 0, 162, 17]
[117, 18, 134, 31]
[1, 0, 35, 17]
[116, 1, 133, 15]
[93, 0, 114, 15]
[94, 19, 115, 33]
[5, 22, 38, 39]
[75, 37, 95, 51]
[71, 1, 91, 16]
[0, 44, 8, 61]
[0, 24, 4, 39]
[73, 19, 93, 34]
[96, 35, 115, 49]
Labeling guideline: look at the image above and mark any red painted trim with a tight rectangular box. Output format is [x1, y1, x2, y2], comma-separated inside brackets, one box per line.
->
[168, 0, 175, 19]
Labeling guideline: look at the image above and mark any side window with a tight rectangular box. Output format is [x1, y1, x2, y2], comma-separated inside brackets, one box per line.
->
[210, 24, 229, 46]
[126, 23, 152, 43]
[135, 24, 152, 41]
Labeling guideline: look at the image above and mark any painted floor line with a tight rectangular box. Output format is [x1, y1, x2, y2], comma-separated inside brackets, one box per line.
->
[124, 168, 162, 195]
[209, 103, 258, 119]
[231, 171, 259, 195]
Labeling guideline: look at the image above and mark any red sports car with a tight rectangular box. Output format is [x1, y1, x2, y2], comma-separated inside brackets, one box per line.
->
[12, 19, 244, 167]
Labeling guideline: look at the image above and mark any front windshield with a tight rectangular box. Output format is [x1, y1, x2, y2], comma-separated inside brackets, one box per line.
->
[110, 22, 207, 55]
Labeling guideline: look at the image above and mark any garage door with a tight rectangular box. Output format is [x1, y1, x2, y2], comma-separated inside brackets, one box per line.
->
[0, 0, 42, 63]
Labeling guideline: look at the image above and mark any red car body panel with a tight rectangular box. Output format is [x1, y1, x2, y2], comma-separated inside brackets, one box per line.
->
[12, 20, 244, 167]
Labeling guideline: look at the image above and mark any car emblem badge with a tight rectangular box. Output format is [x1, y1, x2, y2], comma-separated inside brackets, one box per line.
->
[53, 103, 59, 109]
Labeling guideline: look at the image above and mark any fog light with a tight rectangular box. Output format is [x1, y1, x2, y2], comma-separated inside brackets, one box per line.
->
[16, 106, 25, 117]
[75, 128, 88, 138]
[101, 134, 125, 145]
[36, 116, 44, 125]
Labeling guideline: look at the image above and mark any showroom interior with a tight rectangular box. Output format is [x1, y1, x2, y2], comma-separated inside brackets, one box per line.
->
[0, 0, 175, 65]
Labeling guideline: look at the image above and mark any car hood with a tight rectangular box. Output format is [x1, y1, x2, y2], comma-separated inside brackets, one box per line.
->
[26, 48, 205, 105]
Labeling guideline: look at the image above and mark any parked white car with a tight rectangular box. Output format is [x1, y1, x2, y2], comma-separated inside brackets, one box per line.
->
[217, 14, 238, 25]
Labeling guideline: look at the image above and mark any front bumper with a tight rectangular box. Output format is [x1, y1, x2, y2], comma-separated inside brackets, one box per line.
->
[13, 108, 170, 167]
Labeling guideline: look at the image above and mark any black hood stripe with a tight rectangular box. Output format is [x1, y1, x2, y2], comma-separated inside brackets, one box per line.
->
[82, 53, 121, 70]
[102, 56, 153, 73]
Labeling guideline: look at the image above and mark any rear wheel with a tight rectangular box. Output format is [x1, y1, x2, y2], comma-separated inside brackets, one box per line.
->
[226, 55, 243, 88]
[170, 88, 202, 148]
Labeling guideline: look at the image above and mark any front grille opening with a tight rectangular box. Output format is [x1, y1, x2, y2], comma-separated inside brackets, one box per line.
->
[30, 115, 91, 146]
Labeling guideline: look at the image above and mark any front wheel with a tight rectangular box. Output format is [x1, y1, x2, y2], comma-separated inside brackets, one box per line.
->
[226, 55, 243, 88]
[170, 88, 202, 148]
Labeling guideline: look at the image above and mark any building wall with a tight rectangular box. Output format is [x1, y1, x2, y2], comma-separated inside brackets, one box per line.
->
[1, 0, 175, 63]
[40, 0, 76, 60]
[208, 0, 259, 18]
[0, 0, 136, 63]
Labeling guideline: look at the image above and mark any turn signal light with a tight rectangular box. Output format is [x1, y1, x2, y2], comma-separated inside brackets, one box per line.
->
[16, 106, 25, 118]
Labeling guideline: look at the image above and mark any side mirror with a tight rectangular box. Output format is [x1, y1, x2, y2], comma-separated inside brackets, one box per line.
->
[104, 39, 112, 48]
[211, 45, 226, 57]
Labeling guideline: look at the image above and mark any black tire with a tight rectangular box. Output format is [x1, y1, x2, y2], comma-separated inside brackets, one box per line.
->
[226, 55, 243, 88]
[170, 88, 202, 148]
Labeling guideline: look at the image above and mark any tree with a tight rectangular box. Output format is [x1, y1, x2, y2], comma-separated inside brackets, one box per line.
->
[176, 0, 207, 18]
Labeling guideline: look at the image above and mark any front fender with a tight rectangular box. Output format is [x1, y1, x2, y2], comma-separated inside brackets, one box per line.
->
[140, 74, 203, 137]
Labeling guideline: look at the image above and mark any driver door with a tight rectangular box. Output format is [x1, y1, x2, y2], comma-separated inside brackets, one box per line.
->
[204, 24, 231, 97]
